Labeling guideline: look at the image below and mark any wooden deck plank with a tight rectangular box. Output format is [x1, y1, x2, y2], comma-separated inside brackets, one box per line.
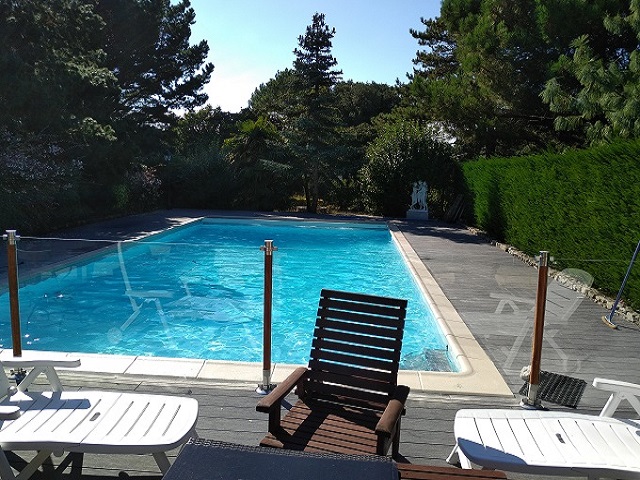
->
[397, 463, 507, 479]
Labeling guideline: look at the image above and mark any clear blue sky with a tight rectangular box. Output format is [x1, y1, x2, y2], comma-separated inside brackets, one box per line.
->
[188, 1, 442, 112]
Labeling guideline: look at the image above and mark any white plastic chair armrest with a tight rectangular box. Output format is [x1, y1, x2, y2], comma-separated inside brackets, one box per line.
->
[593, 377, 640, 417]
[0, 354, 81, 369]
[593, 377, 640, 395]
[0, 351, 81, 393]
[0, 406, 20, 420]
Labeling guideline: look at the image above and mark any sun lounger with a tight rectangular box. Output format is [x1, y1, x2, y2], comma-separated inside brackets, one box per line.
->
[448, 377, 640, 479]
[0, 350, 198, 480]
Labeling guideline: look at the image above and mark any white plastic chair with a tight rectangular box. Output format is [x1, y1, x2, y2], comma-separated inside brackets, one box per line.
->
[448, 377, 640, 479]
[0, 350, 198, 480]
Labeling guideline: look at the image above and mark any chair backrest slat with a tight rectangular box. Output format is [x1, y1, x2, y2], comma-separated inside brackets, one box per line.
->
[305, 289, 407, 407]
[306, 380, 392, 409]
[307, 359, 395, 383]
[311, 337, 400, 362]
[310, 349, 397, 373]
[314, 317, 403, 341]
[314, 327, 402, 351]
[320, 289, 407, 309]
[316, 308, 402, 329]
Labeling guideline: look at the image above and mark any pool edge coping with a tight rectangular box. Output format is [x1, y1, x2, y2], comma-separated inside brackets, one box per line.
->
[388, 224, 513, 397]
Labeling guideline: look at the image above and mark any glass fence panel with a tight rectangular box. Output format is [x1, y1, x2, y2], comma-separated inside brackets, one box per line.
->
[0, 220, 457, 373]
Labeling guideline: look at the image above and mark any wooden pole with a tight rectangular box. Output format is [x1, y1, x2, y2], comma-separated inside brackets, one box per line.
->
[5, 230, 22, 357]
[257, 240, 277, 394]
[524, 250, 548, 408]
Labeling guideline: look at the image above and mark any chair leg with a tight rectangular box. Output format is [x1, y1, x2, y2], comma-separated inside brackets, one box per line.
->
[2, 449, 54, 480]
[0, 449, 15, 480]
[268, 406, 281, 434]
[55, 452, 84, 479]
[447, 445, 473, 469]
[446, 445, 459, 466]
[392, 418, 402, 459]
[153, 452, 171, 474]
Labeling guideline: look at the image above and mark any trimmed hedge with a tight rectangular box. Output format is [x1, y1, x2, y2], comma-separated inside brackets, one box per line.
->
[463, 140, 640, 308]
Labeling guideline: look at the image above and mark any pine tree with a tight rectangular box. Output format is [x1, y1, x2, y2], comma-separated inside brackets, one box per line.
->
[294, 13, 342, 93]
[408, 0, 631, 156]
[291, 13, 342, 213]
[541, 0, 640, 144]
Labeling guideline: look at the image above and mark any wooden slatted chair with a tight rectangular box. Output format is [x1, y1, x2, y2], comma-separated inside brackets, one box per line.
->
[257, 289, 409, 459]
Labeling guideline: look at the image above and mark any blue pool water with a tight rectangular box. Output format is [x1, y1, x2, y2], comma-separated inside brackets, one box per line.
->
[0, 218, 455, 371]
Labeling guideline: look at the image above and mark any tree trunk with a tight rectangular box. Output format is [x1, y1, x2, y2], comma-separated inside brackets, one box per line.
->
[309, 160, 319, 213]
[303, 177, 311, 212]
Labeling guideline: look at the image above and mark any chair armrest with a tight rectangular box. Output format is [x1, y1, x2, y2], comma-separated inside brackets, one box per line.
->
[0, 350, 81, 368]
[256, 367, 308, 413]
[256, 367, 308, 435]
[0, 406, 20, 420]
[0, 351, 81, 393]
[375, 385, 410, 437]
[593, 377, 640, 417]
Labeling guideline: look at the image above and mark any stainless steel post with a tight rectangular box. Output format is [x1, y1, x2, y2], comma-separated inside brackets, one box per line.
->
[603, 239, 640, 329]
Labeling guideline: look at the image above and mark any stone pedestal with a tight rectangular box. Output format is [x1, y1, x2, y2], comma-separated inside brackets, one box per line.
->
[406, 209, 429, 221]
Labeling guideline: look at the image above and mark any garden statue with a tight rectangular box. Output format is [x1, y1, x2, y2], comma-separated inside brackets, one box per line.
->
[410, 181, 428, 211]
[407, 181, 429, 220]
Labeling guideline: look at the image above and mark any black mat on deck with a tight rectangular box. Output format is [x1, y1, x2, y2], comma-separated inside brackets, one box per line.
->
[519, 370, 587, 408]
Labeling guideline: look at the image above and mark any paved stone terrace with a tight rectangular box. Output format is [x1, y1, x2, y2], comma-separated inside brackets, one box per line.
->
[3, 210, 640, 479]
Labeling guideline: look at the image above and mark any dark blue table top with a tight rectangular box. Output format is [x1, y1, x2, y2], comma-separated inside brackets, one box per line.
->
[164, 438, 399, 480]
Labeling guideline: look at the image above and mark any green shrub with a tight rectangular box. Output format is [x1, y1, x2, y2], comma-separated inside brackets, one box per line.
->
[463, 140, 640, 308]
[165, 148, 235, 209]
[361, 121, 459, 217]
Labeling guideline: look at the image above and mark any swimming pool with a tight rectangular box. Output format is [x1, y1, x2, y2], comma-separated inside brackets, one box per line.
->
[0, 218, 456, 371]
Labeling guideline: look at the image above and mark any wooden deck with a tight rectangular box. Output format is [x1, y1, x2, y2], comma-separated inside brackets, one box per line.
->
[14, 370, 600, 479]
[3, 211, 640, 479]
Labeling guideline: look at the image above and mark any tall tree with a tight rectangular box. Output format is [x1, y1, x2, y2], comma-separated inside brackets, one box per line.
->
[0, 0, 116, 142]
[408, 0, 630, 157]
[410, 16, 458, 80]
[96, 0, 214, 130]
[83, 0, 214, 207]
[291, 12, 343, 213]
[0, 0, 215, 226]
[294, 13, 343, 93]
[410, 0, 555, 157]
[541, 0, 640, 144]
[249, 69, 301, 128]
[331, 81, 401, 210]
[0, 0, 118, 231]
